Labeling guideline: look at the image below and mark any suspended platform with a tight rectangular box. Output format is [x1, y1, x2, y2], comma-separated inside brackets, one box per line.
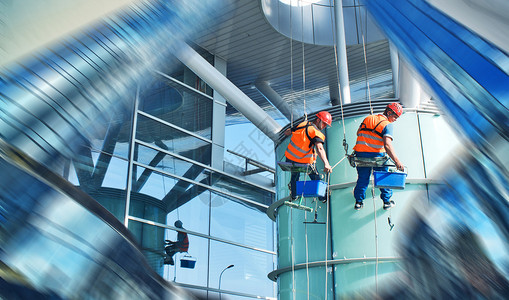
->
[277, 161, 314, 173]
[347, 154, 392, 168]
[283, 197, 313, 212]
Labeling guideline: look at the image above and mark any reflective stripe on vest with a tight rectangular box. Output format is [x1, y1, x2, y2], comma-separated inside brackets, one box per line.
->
[179, 233, 189, 252]
[353, 114, 389, 153]
[284, 121, 325, 164]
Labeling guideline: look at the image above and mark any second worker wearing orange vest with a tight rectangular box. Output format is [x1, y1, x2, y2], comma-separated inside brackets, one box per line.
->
[284, 111, 333, 202]
[353, 103, 405, 211]
[164, 220, 189, 265]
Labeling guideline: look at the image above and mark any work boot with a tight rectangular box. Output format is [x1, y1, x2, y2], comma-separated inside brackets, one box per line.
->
[354, 201, 363, 210]
[383, 200, 395, 210]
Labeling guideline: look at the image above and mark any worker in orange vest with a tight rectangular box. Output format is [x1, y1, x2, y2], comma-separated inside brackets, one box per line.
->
[164, 220, 189, 265]
[353, 102, 405, 210]
[284, 111, 333, 202]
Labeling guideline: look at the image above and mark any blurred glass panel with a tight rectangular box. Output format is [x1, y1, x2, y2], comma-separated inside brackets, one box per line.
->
[88, 101, 134, 160]
[209, 240, 276, 297]
[136, 114, 211, 165]
[0, 153, 184, 299]
[67, 151, 128, 222]
[210, 191, 275, 251]
[139, 75, 212, 140]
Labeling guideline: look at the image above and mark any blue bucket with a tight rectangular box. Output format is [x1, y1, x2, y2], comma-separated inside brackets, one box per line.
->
[296, 180, 327, 197]
[180, 255, 196, 269]
[373, 171, 407, 189]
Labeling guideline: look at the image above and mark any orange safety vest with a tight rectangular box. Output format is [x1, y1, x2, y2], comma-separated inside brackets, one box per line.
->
[178, 232, 189, 252]
[285, 121, 326, 164]
[353, 114, 390, 153]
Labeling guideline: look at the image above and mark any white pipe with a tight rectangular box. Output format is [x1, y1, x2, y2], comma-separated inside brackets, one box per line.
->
[389, 42, 400, 99]
[399, 60, 421, 108]
[334, 0, 352, 104]
[175, 43, 282, 142]
[254, 80, 297, 122]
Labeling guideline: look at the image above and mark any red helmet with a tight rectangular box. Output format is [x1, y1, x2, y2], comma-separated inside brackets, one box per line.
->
[316, 111, 332, 126]
[387, 102, 403, 117]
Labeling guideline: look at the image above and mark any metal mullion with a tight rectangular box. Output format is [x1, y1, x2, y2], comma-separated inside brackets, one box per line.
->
[133, 161, 270, 210]
[135, 139, 275, 194]
[137, 110, 213, 144]
[128, 216, 276, 255]
[124, 87, 139, 227]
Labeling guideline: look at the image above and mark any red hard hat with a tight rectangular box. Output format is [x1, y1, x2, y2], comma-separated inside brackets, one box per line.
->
[316, 111, 332, 126]
[387, 102, 403, 117]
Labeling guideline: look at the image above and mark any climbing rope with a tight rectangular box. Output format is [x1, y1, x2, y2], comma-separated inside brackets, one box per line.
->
[304, 201, 310, 300]
[370, 171, 379, 293]
[324, 172, 331, 300]
[301, 2, 307, 121]
[290, 206, 296, 300]
[358, 3, 373, 115]
[289, 0, 295, 128]
[329, 0, 349, 158]
[358, 3, 380, 293]
[289, 5, 295, 296]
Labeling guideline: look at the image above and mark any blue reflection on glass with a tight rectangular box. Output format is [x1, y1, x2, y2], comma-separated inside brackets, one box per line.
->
[365, 0, 509, 298]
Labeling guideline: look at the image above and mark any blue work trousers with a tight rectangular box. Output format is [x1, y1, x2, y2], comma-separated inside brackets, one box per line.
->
[287, 159, 325, 201]
[354, 166, 392, 203]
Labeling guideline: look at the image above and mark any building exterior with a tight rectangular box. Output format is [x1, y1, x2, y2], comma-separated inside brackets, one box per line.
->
[0, 0, 508, 299]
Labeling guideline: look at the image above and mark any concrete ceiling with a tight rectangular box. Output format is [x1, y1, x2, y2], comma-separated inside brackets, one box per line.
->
[191, 0, 394, 124]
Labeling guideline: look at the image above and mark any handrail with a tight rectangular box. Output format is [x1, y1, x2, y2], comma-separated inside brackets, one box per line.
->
[227, 149, 276, 175]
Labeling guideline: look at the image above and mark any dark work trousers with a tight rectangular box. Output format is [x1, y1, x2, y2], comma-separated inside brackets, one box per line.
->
[287, 158, 325, 201]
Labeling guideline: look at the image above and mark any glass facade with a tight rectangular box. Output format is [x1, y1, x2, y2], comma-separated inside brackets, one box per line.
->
[66, 62, 277, 299]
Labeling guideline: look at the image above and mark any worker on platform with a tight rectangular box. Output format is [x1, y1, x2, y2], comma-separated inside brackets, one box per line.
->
[163, 220, 189, 265]
[353, 102, 405, 211]
[284, 111, 333, 202]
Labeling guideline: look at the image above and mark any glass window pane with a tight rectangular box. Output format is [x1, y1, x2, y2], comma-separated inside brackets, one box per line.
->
[129, 166, 210, 235]
[209, 241, 276, 298]
[71, 151, 128, 222]
[136, 114, 211, 165]
[162, 234, 209, 287]
[211, 174, 274, 207]
[138, 77, 212, 140]
[210, 191, 274, 251]
[135, 143, 211, 183]
[89, 102, 134, 159]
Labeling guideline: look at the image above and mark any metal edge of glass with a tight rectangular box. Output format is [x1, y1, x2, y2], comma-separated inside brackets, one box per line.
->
[155, 70, 230, 107]
[124, 86, 140, 227]
[137, 110, 213, 144]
